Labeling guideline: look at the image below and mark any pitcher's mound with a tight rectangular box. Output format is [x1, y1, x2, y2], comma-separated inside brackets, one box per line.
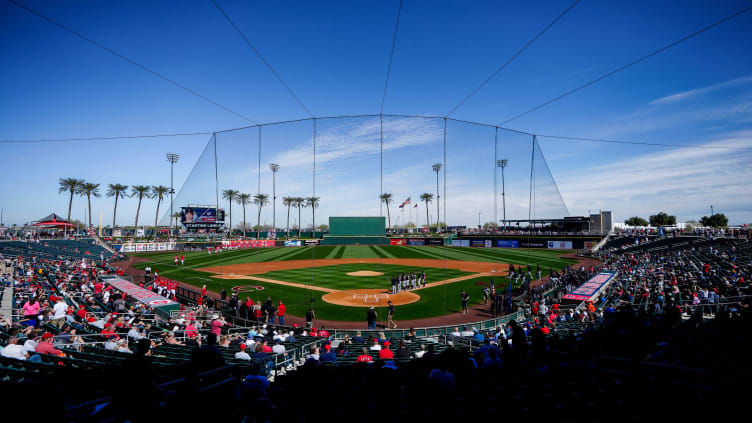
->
[346, 271, 384, 277]
[323, 289, 419, 307]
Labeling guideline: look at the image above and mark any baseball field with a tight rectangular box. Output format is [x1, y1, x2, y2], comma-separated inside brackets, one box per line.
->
[129, 245, 578, 322]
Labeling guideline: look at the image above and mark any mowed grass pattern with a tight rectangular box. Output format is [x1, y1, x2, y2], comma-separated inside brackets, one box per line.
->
[130, 245, 577, 321]
[261, 263, 471, 291]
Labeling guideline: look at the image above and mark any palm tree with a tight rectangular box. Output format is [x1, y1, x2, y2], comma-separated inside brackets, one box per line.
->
[282, 196, 294, 238]
[171, 212, 182, 229]
[222, 189, 240, 234]
[379, 193, 393, 231]
[237, 193, 252, 236]
[130, 185, 151, 232]
[295, 197, 305, 237]
[151, 186, 169, 239]
[306, 196, 320, 233]
[106, 183, 128, 231]
[58, 178, 84, 228]
[77, 182, 101, 228]
[420, 193, 433, 229]
[253, 193, 270, 238]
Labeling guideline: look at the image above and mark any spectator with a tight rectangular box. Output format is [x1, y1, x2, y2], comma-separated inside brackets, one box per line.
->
[234, 343, 251, 361]
[1, 336, 29, 360]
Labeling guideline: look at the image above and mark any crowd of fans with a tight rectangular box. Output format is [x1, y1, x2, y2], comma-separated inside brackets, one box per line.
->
[1, 235, 751, 420]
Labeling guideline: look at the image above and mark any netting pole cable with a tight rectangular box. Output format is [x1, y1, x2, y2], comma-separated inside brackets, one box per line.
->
[8, 0, 257, 124]
[380, 0, 404, 114]
[210, 0, 314, 118]
[213, 133, 223, 289]
[498, 3, 752, 126]
[443, 118, 447, 236]
[494, 127, 499, 227]
[535, 136, 571, 216]
[445, 0, 582, 117]
[310, 118, 317, 304]
[527, 135, 535, 270]
[258, 126, 262, 195]
[380, 114, 384, 217]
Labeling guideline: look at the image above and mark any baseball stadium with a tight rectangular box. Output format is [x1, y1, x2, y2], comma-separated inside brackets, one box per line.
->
[2, 1, 752, 421]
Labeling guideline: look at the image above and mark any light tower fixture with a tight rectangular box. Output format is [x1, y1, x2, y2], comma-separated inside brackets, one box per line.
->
[270, 163, 280, 233]
[497, 159, 508, 231]
[432, 163, 441, 233]
[166, 153, 180, 236]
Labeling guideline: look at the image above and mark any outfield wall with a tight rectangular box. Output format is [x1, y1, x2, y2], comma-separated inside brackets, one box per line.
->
[457, 235, 603, 249]
[320, 236, 388, 245]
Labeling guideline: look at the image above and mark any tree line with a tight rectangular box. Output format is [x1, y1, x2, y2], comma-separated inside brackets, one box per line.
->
[624, 211, 729, 228]
[59, 178, 170, 237]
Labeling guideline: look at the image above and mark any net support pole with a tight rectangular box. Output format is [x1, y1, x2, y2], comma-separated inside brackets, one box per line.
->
[380, 114, 384, 217]
[494, 127, 498, 227]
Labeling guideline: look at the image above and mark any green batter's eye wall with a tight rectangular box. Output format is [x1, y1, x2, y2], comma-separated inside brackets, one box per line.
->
[329, 217, 385, 236]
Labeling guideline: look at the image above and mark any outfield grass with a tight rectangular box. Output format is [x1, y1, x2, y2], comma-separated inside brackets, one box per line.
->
[260, 263, 471, 291]
[129, 245, 577, 321]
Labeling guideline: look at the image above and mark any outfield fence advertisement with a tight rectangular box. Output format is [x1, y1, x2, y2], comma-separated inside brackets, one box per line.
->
[426, 238, 444, 246]
[284, 240, 302, 247]
[118, 242, 176, 253]
[451, 239, 470, 247]
[390, 239, 407, 245]
[497, 240, 519, 248]
[547, 240, 573, 249]
[221, 240, 275, 248]
[408, 239, 426, 246]
[562, 271, 617, 301]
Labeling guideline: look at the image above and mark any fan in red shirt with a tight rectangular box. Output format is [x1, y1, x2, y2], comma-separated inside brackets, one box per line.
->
[356, 348, 373, 363]
[378, 342, 394, 359]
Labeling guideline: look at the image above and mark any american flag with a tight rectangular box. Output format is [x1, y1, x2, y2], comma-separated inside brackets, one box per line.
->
[399, 197, 411, 208]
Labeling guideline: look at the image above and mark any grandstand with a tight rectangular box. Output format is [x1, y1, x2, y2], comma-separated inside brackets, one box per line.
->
[1, 230, 750, 419]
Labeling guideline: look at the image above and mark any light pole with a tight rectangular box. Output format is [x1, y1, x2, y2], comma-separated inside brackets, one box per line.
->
[478, 212, 482, 229]
[497, 159, 508, 231]
[166, 153, 180, 236]
[432, 163, 441, 233]
[269, 163, 280, 232]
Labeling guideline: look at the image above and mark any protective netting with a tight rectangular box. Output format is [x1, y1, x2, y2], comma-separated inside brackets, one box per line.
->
[161, 116, 570, 230]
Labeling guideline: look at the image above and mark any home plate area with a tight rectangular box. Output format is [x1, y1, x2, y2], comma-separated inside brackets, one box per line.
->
[322, 289, 420, 307]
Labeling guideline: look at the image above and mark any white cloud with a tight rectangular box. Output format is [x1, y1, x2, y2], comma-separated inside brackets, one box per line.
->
[650, 75, 752, 105]
[556, 131, 752, 224]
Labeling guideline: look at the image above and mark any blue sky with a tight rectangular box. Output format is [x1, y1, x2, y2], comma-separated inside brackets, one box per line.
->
[1, 0, 751, 227]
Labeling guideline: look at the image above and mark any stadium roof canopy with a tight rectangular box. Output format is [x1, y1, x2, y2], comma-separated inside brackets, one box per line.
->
[32, 213, 73, 227]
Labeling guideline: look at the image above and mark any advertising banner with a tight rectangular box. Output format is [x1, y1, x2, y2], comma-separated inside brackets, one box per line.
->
[305, 239, 321, 246]
[471, 240, 486, 247]
[181, 207, 225, 224]
[547, 240, 573, 249]
[520, 241, 545, 248]
[583, 241, 595, 249]
[408, 239, 426, 246]
[562, 271, 617, 301]
[426, 238, 444, 246]
[452, 239, 470, 247]
[496, 240, 519, 248]
[390, 238, 407, 245]
[484, 240, 492, 248]
[99, 275, 179, 317]
[284, 240, 302, 247]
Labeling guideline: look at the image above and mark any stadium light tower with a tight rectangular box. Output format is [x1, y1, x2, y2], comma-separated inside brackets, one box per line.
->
[270, 163, 280, 232]
[432, 163, 441, 233]
[497, 159, 508, 230]
[166, 153, 180, 236]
